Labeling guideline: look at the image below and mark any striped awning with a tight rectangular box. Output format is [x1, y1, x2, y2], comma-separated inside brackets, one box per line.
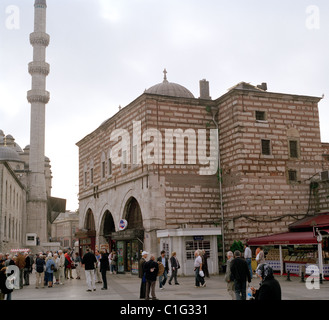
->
[10, 249, 31, 253]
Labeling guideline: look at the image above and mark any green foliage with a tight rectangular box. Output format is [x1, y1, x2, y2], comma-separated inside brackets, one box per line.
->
[230, 240, 244, 253]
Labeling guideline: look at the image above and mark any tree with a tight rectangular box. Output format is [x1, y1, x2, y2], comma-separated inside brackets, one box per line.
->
[230, 240, 244, 253]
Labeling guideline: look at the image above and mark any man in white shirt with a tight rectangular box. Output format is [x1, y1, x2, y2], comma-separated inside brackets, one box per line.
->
[194, 250, 206, 288]
[244, 244, 253, 279]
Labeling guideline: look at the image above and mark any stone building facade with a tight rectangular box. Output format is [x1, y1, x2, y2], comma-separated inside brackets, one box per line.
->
[0, 132, 54, 253]
[217, 82, 329, 247]
[77, 76, 329, 275]
[51, 211, 79, 249]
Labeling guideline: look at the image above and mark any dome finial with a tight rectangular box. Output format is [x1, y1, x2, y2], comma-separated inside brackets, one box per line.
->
[163, 68, 168, 83]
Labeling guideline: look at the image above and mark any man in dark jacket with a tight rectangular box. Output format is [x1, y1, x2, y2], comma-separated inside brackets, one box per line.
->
[143, 254, 159, 300]
[100, 251, 109, 290]
[139, 251, 148, 299]
[24, 252, 31, 286]
[157, 250, 169, 289]
[230, 250, 251, 300]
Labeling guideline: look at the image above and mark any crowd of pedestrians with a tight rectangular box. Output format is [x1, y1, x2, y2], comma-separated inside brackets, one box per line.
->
[1, 244, 282, 301]
[225, 245, 282, 300]
[138, 249, 211, 300]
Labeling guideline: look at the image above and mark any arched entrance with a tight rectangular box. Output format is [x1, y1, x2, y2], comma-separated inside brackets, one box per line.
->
[100, 210, 116, 252]
[126, 197, 143, 230]
[77, 209, 96, 256]
[114, 197, 144, 274]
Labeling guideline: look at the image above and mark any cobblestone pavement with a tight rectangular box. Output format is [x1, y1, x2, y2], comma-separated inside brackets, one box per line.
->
[9, 270, 329, 300]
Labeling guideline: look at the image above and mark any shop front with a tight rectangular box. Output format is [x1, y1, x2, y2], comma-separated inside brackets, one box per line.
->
[76, 229, 96, 257]
[111, 229, 144, 275]
[247, 228, 329, 276]
[157, 227, 221, 276]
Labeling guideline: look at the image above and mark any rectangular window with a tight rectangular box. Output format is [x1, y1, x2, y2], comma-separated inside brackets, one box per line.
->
[261, 139, 271, 155]
[185, 239, 211, 260]
[90, 168, 94, 184]
[288, 170, 297, 182]
[256, 111, 266, 121]
[289, 140, 299, 158]
[102, 161, 106, 178]
[84, 172, 88, 186]
[108, 158, 112, 176]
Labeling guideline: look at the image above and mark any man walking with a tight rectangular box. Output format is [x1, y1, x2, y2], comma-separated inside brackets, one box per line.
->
[82, 248, 97, 292]
[230, 250, 251, 300]
[157, 250, 169, 290]
[224, 251, 235, 300]
[144, 254, 159, 300]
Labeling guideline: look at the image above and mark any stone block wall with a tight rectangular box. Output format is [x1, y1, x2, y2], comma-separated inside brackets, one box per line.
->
[217, 89, 325, 247]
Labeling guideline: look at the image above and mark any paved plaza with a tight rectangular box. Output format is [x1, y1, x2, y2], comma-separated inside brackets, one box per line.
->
[9, 271, 329, 301]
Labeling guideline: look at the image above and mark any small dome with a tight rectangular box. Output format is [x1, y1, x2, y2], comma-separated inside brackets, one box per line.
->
[0, 146, 22, 162]
[145, 69, 194, 99]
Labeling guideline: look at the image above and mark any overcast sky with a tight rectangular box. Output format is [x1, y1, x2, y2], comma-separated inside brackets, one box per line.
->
[0, 0, 328, 211]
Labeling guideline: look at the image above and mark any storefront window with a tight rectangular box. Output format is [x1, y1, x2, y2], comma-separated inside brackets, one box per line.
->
[185, 239, 211, 260]
[117, 241, 125, 273]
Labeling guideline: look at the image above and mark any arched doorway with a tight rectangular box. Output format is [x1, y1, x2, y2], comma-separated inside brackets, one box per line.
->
[126, 197, 143, 230]
[114, 197, 144, 274]
[77, 209, 96, 256]
[100, 210, 116, 253]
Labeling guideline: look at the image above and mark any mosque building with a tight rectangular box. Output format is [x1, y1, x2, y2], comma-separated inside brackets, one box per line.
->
[0, 0, 65, 253]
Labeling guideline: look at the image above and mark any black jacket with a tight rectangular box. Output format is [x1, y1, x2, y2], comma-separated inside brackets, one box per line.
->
[254, 278, 282, 300]
[139, 258, 146, 279]
[143, 260, 159, 281]
[100, 255, 109, 271]
[230, 257, 251, 283]
[35, 258, 45, 273]
[170, 256, 180, 270]
[157, 256, 169, 273]
[82, 252, 97, 270]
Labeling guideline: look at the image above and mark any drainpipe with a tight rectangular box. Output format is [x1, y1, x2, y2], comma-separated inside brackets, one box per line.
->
[209, 106, 225, 263]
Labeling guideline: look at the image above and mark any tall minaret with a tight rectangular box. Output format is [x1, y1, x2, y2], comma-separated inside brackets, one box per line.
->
[26, 0, 50, 244]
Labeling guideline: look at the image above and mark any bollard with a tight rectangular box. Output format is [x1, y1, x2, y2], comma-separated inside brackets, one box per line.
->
[320, 273, 323, 284]
[300, 271, 305, 283]
[286, 270, 291, 281]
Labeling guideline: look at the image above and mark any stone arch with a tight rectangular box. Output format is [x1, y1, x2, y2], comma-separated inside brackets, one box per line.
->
[124, 197, 143, 230]
[84, 208, 96, 231]
[100, 209, 116, 236]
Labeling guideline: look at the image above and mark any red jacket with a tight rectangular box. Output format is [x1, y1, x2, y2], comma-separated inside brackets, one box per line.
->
[64, 253, 72, 269]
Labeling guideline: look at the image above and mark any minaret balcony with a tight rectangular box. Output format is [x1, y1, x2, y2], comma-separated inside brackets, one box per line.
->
[28, 61, 50, 76]
[27, 89, 50, 104]
[30, 32, 50, 47]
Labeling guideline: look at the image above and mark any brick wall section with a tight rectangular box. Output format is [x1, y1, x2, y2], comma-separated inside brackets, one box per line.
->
[77, 94, 221, 231]
[217, 89, 327, 246]
[144, 96, 220, 229]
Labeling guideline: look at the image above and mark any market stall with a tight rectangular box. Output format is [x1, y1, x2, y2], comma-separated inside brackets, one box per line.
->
[247, 229, 329, 276]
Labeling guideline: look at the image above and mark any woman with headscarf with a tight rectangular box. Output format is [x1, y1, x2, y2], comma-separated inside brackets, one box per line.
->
[251, 263, 281, 300]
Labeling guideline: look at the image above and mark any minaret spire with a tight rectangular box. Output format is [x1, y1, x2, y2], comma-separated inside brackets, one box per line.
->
[26, 0, 50, 244]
